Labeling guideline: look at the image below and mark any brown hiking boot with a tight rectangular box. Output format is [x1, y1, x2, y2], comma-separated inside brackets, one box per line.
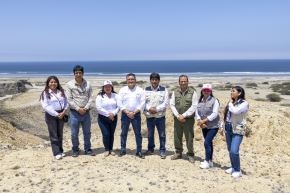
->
[171, 153, 182, 160]
[188, 155, 195, 163]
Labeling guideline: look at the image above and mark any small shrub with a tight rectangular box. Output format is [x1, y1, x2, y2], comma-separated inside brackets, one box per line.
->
[119, 81, 127, 85]
[254, 92, 260, 94]
[246, 82, 258, 88]
[262, 82, 269, 85]
[255, 98, 267, 102]
[270, 82, 290, 95]
[266, 93, 282, 102]
[197, 83, 202, 87]
[280, 103, 290, 107]
[136, 80, 147, 84]
[111, 81, 119, 86]
[282, 82, 290, 86]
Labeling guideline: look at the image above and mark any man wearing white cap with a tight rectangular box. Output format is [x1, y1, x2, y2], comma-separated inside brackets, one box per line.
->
[117, 73, 145, 159]
[96, 80, 119, 157]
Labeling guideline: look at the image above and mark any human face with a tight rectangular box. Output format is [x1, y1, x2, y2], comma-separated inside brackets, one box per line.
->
[74, 70, 83, 83]
[179, 76, 188, 91]
[127, 75, 136, 89]
[231, 88, 240, 101]
[104, 85, 112, 95]
[150, 78, 160, 89]
[202, 89, 211, 99]
[48, 78, 58, 91]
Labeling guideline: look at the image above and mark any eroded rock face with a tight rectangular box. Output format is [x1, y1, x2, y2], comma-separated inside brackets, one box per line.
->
[0, 80, 32, 97]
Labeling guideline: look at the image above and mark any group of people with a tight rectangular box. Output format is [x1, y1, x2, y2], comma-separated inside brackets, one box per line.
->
[40, 65, 249, 178]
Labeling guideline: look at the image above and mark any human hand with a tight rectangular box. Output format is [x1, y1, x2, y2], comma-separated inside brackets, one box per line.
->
[149, 107, 157, 114]
[78, 108, 87, 115]
[127, 112, 135, 119]
[108, 113, 115, 121]
[177, 115, 186, 123]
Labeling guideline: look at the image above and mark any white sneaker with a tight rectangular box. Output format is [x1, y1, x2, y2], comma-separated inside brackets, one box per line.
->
[232, 171, 242, 178]
[209, 160, 214, 168]
[61, 153, 66, 157]
[200, 160, 214, 169]
[55, 154, 62, 160]
[199, 160, 210, 169]
[225, 167, 233, 174]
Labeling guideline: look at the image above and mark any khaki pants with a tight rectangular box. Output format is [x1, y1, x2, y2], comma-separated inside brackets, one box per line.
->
[174, 117, 194, 156]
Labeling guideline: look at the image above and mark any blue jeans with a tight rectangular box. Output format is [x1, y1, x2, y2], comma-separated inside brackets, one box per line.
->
[120, 112, 142, 153]
[202, 128, 218, 161]
[225, 122, 243, 172]
[70, 109, 92, 152]
[98, 114, 117, 151]
[146, 116, 166, 153]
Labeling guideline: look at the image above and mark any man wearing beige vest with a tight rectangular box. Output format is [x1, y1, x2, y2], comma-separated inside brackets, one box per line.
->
[144, 72, 169, 159]
[170, 75, 198, 163]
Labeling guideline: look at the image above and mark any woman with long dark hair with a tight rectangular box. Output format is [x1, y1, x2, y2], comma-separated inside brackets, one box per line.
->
[224, 86, 249, 178]
[40, 76, 68, 160]
[196, 84, 220, 169]
[96, 80, 119, 157]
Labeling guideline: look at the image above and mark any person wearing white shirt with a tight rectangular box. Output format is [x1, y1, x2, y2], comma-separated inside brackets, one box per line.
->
[40, 76, 68, 160]
[144, 72, 169, 159]
[196, 84, 220, 169]
[117, 73, 145, 159]
[96, 80, 119, 157]
[224, 86, 249, 178]
[170, 75, 198, 163]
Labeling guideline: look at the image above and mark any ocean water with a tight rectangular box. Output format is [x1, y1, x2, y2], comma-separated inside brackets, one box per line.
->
[0, 60, 289, 76]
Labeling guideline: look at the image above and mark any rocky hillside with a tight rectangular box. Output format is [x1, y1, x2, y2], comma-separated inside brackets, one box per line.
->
[0, 80, 32, 97]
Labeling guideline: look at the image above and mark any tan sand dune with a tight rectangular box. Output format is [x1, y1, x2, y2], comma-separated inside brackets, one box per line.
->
[0, 76, 290, 193]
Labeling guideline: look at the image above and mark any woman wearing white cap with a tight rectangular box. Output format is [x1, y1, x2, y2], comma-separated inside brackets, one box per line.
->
[96, 80, 119, 156]
[196, 84, 220, 169]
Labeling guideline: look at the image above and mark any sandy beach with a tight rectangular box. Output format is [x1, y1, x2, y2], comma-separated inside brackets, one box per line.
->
[0, 75, 290, 193]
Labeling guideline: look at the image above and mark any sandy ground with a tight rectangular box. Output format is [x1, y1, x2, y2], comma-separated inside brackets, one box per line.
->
[0, 75, 290, 193]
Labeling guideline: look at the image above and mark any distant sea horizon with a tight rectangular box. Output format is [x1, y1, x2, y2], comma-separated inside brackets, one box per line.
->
[0, 59, 290, 77]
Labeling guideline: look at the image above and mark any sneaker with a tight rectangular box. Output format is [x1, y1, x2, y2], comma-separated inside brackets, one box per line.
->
[72, 150, 79, 157]
[160, 152, 166, 159]
[103, 151, 110, 157]
[232, 171, 242, 178]
[136, 152, 145, 159]
[119, 151, 126, 157]
[171, 153, 182, 160]
[55, 154, 62, 160]
[199, 160, 210, 169]
[209, 160, 214, 168]
[85, 149, 96, 156]
[61, 153, 66, 158]
[188, 156, 195, 163]
[225, 167, 233, 174]
[145, 150, 154, 156]
[109, 151, 116, 156]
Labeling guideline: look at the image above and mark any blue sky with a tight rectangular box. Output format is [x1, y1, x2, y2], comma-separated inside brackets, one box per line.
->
[0, 1, 290, 61]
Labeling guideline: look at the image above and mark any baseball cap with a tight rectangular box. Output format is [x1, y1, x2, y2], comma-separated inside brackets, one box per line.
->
[201, 84, 212, 91]
[103, 80, 113, 86]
